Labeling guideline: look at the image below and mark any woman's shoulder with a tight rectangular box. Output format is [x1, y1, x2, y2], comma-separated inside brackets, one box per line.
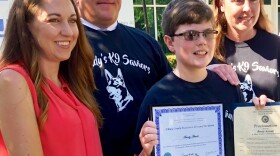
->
[0, 68, 31, 104]
[0, 65, 29, 87]
[0, 67, 25, 80]
[255, 29, 280, 42]
[1, 63, 30, 80]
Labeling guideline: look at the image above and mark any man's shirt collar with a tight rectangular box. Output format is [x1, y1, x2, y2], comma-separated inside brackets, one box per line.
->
[80, 18, 117, 31]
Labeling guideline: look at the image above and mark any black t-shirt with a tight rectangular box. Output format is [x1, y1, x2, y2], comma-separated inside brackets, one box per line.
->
[212, 29, 280, 102]
[132, 70, 244, 156]
[84, 23, 172, 156]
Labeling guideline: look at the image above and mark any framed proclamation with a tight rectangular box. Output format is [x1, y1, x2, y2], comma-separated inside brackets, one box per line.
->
[233, 102, 280, 156]
[150, 103, 225, 156]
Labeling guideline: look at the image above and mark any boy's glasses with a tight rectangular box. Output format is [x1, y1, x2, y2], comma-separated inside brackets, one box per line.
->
[172, 29, 218, 41]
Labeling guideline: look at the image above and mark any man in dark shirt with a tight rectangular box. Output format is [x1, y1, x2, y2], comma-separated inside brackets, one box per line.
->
[76, 0, 172, 155]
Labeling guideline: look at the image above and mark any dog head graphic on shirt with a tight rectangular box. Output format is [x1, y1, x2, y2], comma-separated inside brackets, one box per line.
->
[240, 74, 256, 102]
[105, 68, 133, 112]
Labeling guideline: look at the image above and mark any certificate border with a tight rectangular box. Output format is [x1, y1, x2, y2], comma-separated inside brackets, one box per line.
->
[150, 103, 224, 156]
[231, 102, 280, 110]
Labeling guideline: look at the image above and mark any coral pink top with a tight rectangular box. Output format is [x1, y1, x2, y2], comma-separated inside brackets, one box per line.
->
[0, 64, 102, 156]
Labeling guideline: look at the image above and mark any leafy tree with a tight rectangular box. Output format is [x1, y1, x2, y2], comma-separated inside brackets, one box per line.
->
[133, 0, 175, 67]
[134, 7, 155, 38]
[133, 1, 170, 53]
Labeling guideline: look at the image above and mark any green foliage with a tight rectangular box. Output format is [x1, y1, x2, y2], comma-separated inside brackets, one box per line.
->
[134, 3, 169, 54]
[156, 7, 169, 54]
[134, 1, 176, 68]
[133, 0, 170, 5]
[134, 7, 155, 37]
[133, 0, 153, 5]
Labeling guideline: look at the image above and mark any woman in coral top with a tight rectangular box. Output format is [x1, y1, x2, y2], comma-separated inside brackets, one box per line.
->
[0, 0, 103, 155]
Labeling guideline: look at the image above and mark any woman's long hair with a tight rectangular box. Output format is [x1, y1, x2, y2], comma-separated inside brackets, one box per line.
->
[0, 0, 102, 127]
[213, 0, 272, 62]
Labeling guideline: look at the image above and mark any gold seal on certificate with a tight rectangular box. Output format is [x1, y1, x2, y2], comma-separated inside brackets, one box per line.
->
[150, 104, 225, 156]
[234, 104, 280, 156]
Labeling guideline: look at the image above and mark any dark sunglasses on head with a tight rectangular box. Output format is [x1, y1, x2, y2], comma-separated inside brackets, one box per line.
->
[172, 29, 218, 41]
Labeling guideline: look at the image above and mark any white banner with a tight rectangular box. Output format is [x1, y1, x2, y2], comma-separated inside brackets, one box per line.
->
[0, 0, 13, 46]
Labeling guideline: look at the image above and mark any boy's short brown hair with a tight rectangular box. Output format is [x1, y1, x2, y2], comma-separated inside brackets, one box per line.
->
[162, 0, 214, 37]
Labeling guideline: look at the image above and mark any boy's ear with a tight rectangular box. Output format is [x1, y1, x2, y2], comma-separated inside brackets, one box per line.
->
[164, 35, 175, 53]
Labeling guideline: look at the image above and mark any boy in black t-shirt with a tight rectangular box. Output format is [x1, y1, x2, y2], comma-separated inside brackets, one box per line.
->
[131, 0, 244, 156]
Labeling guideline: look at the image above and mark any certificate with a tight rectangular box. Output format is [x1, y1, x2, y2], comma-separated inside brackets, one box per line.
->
[150, 104, 224, 156]
[234, 103, 280, 156]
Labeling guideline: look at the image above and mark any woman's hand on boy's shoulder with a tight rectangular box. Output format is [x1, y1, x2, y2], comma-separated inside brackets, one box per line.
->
[207, 64, 240, 86]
